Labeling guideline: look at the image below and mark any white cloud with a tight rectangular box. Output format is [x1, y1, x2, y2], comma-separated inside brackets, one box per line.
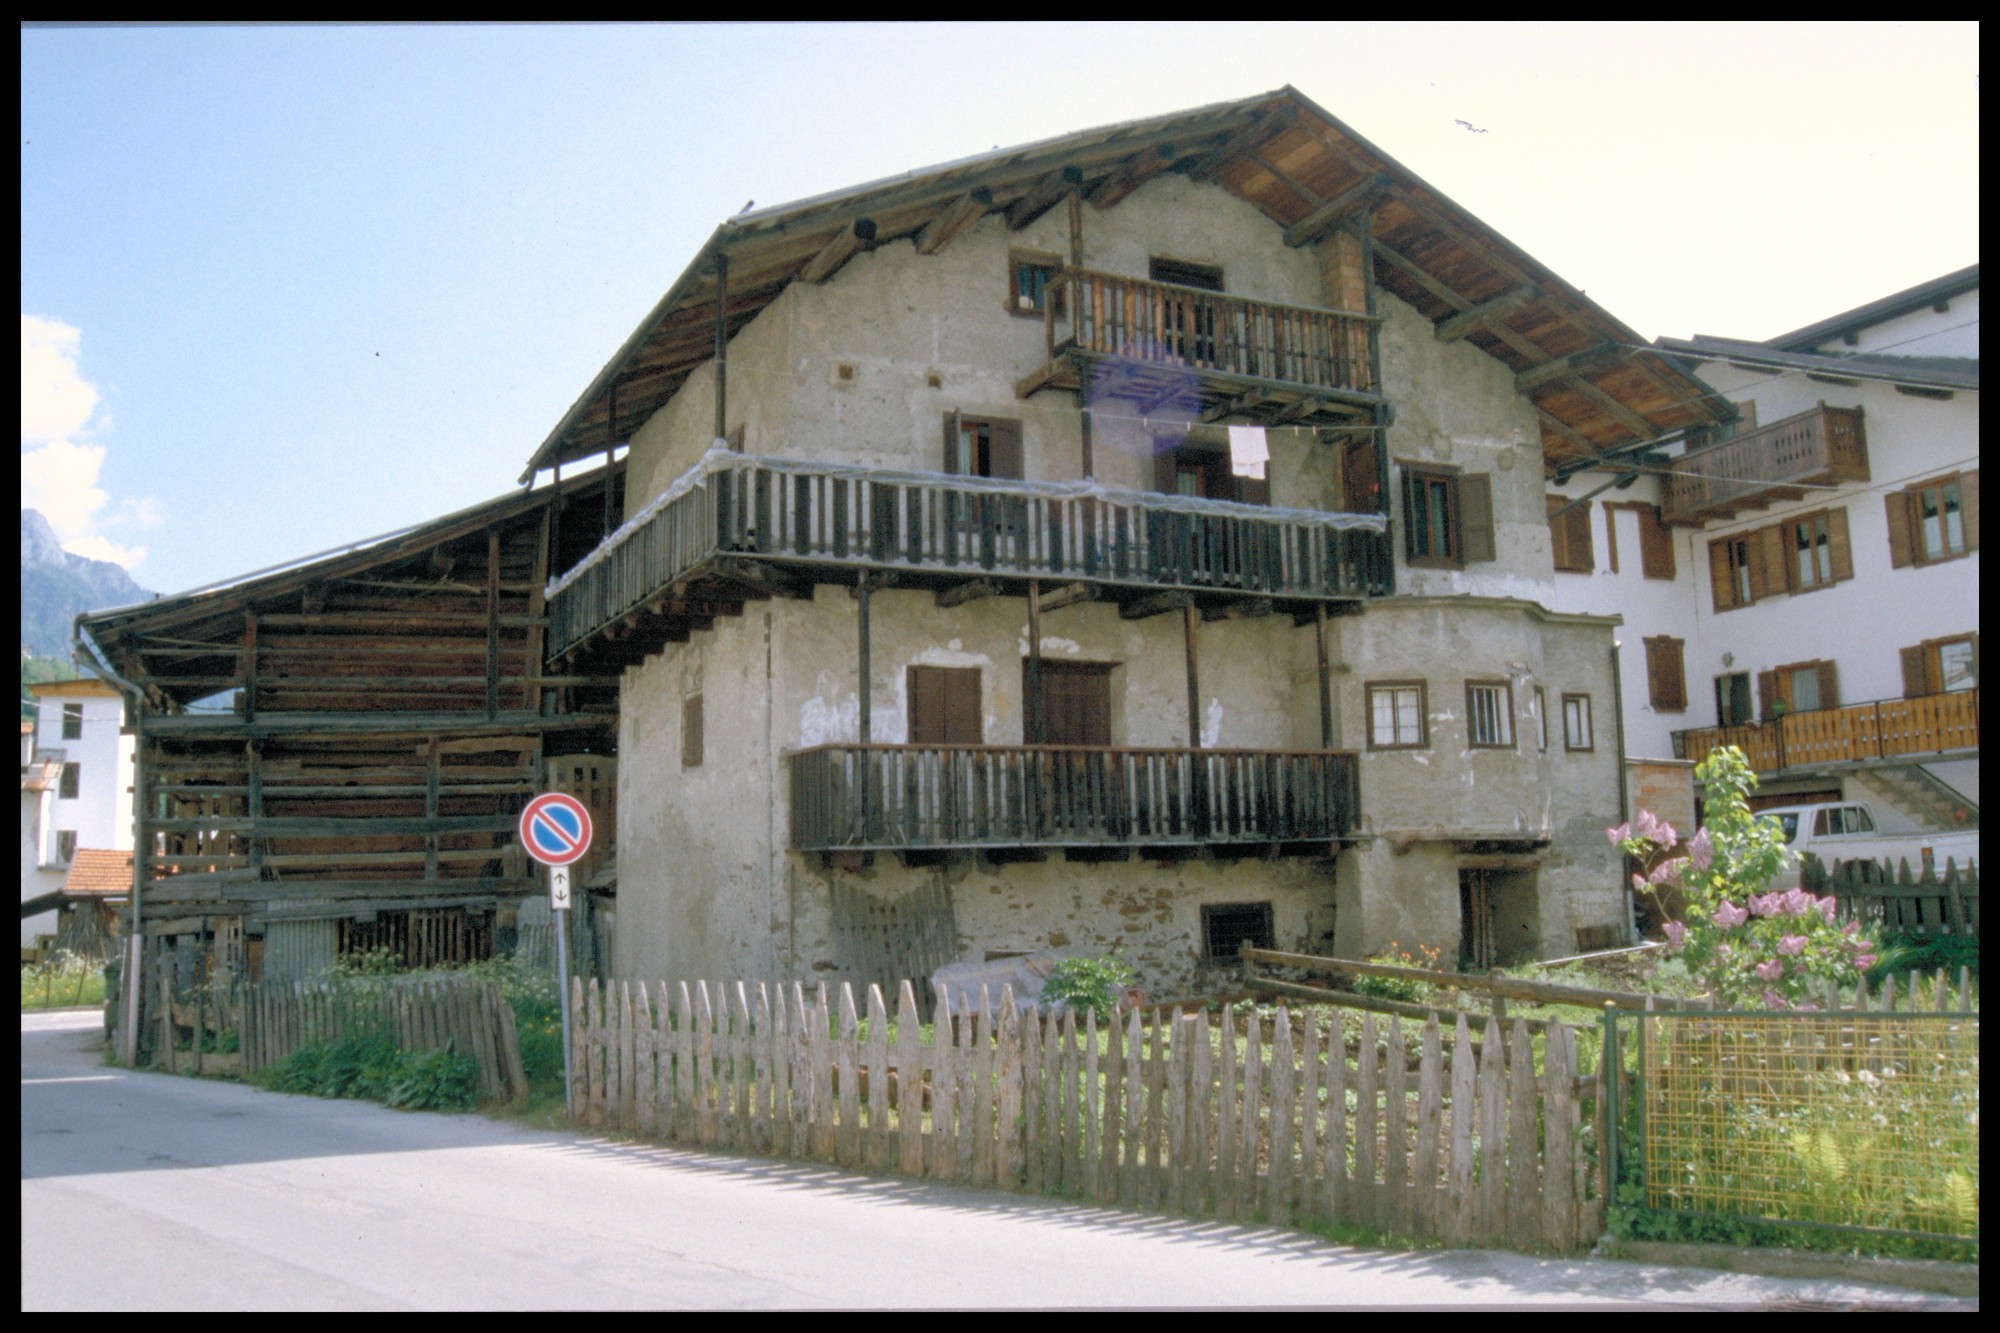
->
[20, 314, 158, 570]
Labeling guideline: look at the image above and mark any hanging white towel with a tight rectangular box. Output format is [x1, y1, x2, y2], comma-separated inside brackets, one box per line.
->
[1228, 424, 1269, 480]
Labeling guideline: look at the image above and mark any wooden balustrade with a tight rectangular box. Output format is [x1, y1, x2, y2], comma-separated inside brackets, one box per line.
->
[1055, 267, 1375, 396]
[789, 743, 1358, 851]
[548, 454, 1391, 659]
[1674, 690, 1979, 772]
[1661, 404, 1868, 524]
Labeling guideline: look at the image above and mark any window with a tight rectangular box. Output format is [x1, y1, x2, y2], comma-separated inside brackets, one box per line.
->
[1401, 465, 1494, 568]
[942, 412, 1024, 479]
[56, 831, 76, 863]
[1715, 672, 1753, 727]
[1154, 442, 1269, 506]
[1901, 632, 1978, 697]
[681, 694, 703, 769]
[1008, 251, 1064, 317]
[1813, 806, 1876, 837]
[1887, 471, 1979, 567]
[1562, 694, 1594, 751]
[1636, 504, 1676, 580]
[909, 666, 982, 745]
[1149, 257, 1224, 291]
[1644, 637, 1687, 712]
[61, 702, 83, 740]
[1026, 660, 1114, 746]
[1780, 508, 1853, 593]
[1759, 660, 1839, 719]
[1365, 681, 1427, 750]
[1547, 495, 1593, 573]
[1709, 533, 1757, 611]
[1201, 902, 1273, 961]
[1533, 686, 1548, 753]
[1465, 681, 1515, 749]
[59, 763, 80, 800]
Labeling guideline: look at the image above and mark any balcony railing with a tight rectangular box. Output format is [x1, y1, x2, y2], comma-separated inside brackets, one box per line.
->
[547, 451, 1391, 660]
[1673, 691, 1979, 773]
[788, 744, 1359, 852]
[1041, 267, 1377, 403]
[1661, 404, 1868, 525]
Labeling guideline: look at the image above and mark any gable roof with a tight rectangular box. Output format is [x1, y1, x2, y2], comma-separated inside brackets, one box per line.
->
[1765, 264, 1979, 352]
[523, 86, 1730, 482]
[1655, 336, 1979, 394]
[62, 848, 132, 898]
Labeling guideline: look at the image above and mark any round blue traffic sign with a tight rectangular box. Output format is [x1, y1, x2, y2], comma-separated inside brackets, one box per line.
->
[519, 792, 594, 867]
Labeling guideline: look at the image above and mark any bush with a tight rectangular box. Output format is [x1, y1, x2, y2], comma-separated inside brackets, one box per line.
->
[1352, 942, 1443, 1003]
[1039, 955, 1138, 1025]
[255, 1031, 477, 1112]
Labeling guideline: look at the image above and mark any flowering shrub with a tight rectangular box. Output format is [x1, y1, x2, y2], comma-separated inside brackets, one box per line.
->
[1612, 747, 1877, 1009]
[1352, 941, 1445, 1003]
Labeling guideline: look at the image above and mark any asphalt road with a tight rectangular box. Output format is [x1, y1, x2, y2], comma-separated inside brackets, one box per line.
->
[20, 1009, 1971, 1310]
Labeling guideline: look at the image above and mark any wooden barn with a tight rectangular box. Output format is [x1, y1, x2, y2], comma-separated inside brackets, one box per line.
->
[77, 469, 625, 1060]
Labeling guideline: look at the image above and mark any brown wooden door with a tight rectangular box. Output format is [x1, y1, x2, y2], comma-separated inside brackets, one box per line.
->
[908, 666, 981, 744]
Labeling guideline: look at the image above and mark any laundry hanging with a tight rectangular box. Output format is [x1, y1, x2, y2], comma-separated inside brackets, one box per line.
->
[1227, 424, 1269, 480]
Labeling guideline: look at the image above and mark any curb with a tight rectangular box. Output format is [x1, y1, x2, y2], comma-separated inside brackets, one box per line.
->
[1600, 1239, 1978, 1299]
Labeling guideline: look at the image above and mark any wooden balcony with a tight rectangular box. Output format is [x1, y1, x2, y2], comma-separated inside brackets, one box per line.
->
[1018, 268, 1383, 424]
[547, 453, 1391, 664]
[788, 744, 1359, 855]
[1661, 404, 1868, 526]
[1673, 691, 1979, 774]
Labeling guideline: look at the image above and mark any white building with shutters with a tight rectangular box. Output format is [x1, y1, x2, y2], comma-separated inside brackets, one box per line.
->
[1545, 266, 1978, 839]
[21, 677, 134, 947]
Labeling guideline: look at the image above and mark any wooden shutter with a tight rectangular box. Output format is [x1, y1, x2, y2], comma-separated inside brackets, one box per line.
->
[1645, 637, 1686, 712]
[1603, 503, 1619, 573]
[1399, 465, 1418, 558]
[1342, 438, 1379, 515]
[1753, 523, 1787, 599]
[944, 669, 981, 743]
[1900, 644, 1932, 698]
[1815, 660, 1840, 710]
[1157, 442, 1181, 495]
[1885, 490, 1915, 567]
[1035, 661, 1112, 746]
[1639, 505, 1675, 580]
[1708, 538, 1736, 612]
[909, 666, 981, 744]
[1757, 669, 1778, 721]
[1826, 506, 1853, 582]
[942, 411, 964, 473]
[987, 419, 1024, 480]
[1459, 474, 1495, 564]
[1963, 470, 1980, 551]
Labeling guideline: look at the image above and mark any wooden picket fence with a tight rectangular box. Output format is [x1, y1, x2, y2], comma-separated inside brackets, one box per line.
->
[570, 977, 1604, 1251]
[1808, 855, 1980, 941]
[226, 976, 529, 1102]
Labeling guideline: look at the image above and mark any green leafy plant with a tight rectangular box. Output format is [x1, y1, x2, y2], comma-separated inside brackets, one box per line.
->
[1352, 941, 1443, 1003]
[1039, 955, 1138, 1025]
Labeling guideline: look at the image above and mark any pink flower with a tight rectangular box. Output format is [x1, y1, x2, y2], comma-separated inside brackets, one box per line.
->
[1782, 887, 1816, 917]
[1687, 828, 1713, 871]
[1713, 900, 1749, 929]
[1632, 873, 1648, 892]
[1778, 935, 1808, 956]
[1649, 858, 1686, 886]
[1662, 921, 1688, 949]
[1635, 809, 1678, 849]
[1763, 990, 1789, 1010]
[1855, 954, 1876, 970]
[1755, 960, 1786, 981]
[1607, 823, 1631, 845]
[1816, 896, 1838, 924]
[1842, 920, 1860, 937]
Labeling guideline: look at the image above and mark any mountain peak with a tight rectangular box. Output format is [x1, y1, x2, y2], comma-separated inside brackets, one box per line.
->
[19, 508, 154, 657]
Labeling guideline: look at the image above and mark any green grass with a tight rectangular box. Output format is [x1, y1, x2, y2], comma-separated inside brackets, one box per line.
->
[20, 960, 107, 1010]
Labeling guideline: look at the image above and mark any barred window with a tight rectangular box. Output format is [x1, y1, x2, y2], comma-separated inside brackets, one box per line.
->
[1465, 681, 1514, 749]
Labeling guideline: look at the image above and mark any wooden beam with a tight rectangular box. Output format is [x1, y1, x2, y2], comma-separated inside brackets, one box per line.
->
[1200, 390, 1273, 423]
[1117, 590, 1193, 621]
[1515, 344, 1623, 395]
[799, 218, 878, 284]
[914, 188, 992, 255]
[1199, 597, 1274, 623]
[1034, 581, 1097, 613]
[1565, 374, 1661, 440]
[1089, 144, 1175, 210]
[1186, 104, 1295, 182]
[1006, 165, 1084, 231]
[935, 578, 1001, 609]
[1283, 174, 1391, 248]
[1244, 151, 1323, 209]
[1314, 604, 1332, 749]
[1371, 238, 1474, 312]
[1435, 285, 1539, 343]
[703, 557, 814, 600]
[1026, 578, 1044, 744]
[1535, 407, 1608, 462]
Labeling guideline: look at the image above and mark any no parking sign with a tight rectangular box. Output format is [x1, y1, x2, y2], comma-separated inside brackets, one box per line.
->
[519, 792, 593, 868]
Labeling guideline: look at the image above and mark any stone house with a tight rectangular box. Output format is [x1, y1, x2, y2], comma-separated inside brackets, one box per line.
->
[530, 88, 1732, 994]
[1545, 266, 1979, 842]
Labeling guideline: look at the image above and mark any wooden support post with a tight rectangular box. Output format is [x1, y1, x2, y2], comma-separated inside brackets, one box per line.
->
[547, 460, 562, 585]
[713, 251, 729, 443]
[1067, 188, 1083, 269]
[424, 735, 440, 882]
[241, 612, 258, 723]
[1315, 603, 1333, 748]
[1183, 602, 1202, 748]
[1359, 211, 1390, 521]
[1027, 578, 1045, 744]
[247, 740, 264, 878]
[857, 573, 871, 745]
[485, 528, 502, 720]
[1078, 361, 1094, 480]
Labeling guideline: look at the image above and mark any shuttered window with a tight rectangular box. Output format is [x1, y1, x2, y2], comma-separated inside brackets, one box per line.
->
[1026, 660, 1113, 746]
[1644, 637, 1687, 712]
[1888, 470, 1979, 567]
[1759, 660, 1839, 719]
[1547, 494, 1593, 573]
[1781, 508, 1853, 592]
[1636, 504, 1676, 580]
[1901, 633, 1979, 697]
[942, 412, 1024, 479]
[1401, 466, 1495, 568]
[908, 666, 982, 744]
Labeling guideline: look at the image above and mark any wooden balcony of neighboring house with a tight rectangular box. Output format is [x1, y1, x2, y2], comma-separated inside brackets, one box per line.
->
[1660, 403, 1869, 526]
[1673, 690, 1979, 776]
[787, 743, 1359, 859]
[545, 451, 1392, 669]
[1015, 267, 1384, 426]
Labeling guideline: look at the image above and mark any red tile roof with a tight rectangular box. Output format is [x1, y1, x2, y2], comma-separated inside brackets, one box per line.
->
[62, 849, 132, 897]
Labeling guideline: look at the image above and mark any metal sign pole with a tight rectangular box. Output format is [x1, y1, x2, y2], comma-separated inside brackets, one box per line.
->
[551, 862, 574, 1120]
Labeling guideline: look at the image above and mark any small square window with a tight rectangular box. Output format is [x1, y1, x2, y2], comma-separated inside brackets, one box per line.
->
[1365, 681, 1427, 750]
[1465, 681, 1515, 750]
[1562, 694, 1594, 752]
[1008, 252, 1065, 318]
[1202, 902, 1273, 961]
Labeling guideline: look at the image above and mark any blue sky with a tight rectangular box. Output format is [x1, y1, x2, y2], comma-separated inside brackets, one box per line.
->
[21, 22, 1979, 595]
